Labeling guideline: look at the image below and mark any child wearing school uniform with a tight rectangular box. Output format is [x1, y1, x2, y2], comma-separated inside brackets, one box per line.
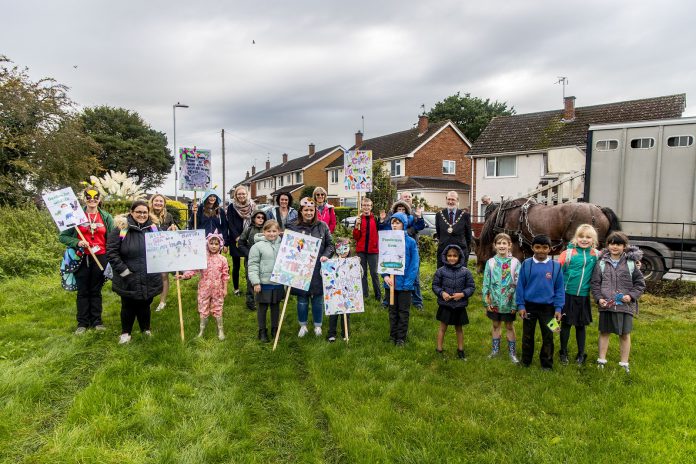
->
[382, 212, 420, 346]
[432, 244, 476, 359]
[248, 220, 284, 342]
[591, 232, 645, 373]
[482, 233, 521, 363]
[516, 235, 565, 370]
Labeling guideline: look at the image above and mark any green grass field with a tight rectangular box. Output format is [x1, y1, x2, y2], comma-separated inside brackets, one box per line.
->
[1, 263, 695, 463]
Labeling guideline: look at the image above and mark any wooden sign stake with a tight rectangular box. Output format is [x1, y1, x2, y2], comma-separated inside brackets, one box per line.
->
[343, 312, 349, 342]
[176, 271, 185, 342]
[75, 227, 104, 271]
[272, 286, 293, 351]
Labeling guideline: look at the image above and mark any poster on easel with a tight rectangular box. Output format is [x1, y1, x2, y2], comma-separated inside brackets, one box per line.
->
[145, 230, 207, 273]
[270, 230, 321, 291]
[321, 257, 364, 315]
[344, 150, 372, 192]
[42, 187, 89, 232]
[179, 147, 212, 191]
[378, 230, 405, 275]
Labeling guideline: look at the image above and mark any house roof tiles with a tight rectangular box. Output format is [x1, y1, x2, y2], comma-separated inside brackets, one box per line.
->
[255, 145, 343, 180]
[394, 176, 470, 191]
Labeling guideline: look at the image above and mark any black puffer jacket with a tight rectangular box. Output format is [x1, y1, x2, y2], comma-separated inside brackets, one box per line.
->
[432, 244, 476, 308]
[286, 219, 334, 295]
[106, 215, 163, 300]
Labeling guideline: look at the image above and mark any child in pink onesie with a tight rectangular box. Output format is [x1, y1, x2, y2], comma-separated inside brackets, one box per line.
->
[179, 231, 230, 340]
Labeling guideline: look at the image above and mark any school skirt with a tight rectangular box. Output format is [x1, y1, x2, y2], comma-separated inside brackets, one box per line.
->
[562, 294, 593, 326]
[436, 305, 469, 326]
[599, 311, 633, 335]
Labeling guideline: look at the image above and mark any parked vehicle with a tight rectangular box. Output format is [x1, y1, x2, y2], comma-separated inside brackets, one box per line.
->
[585, 117, 696, 280]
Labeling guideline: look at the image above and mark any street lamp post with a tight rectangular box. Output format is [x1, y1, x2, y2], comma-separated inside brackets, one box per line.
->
[173, 102, 189, 201]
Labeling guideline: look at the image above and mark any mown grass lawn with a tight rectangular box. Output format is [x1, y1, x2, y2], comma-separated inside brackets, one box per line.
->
[1, 262, 695, 463]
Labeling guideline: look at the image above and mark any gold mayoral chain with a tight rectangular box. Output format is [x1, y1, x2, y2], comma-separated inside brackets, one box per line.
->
[440, 210, 464, 234]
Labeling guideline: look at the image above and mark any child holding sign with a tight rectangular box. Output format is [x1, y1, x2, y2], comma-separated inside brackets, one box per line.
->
[179, 231, 230, 340]
[248, 220, 284, 342]
[382, 212, 420, 346]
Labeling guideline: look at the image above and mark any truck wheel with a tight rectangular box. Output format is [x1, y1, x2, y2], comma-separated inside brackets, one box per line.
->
[639, 248, 665, 281]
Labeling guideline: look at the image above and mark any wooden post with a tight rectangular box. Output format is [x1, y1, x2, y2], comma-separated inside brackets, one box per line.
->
[193, 191, 197, 229]
[343, 312, 349, 342]
[176, 271, 185, 342]
[272, 286, 293, 351]
[389, 280, 395, 305]
[75, 227, 104, 271]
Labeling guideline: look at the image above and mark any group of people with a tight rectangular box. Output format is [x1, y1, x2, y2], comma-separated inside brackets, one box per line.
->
[60, 186, 646, 372]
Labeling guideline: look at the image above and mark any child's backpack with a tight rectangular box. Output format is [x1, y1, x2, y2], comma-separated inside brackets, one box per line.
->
[486, 256, 520, 285]
[521, 258, 561, 286]
[598, 259, 636, 275]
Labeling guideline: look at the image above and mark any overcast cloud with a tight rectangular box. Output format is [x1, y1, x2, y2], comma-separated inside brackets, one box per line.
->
[3, 0, 695, 197]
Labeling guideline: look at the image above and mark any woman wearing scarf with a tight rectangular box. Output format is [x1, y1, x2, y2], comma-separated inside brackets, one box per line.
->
[226, 185, 256, 307]
[312, 187, 336, 233]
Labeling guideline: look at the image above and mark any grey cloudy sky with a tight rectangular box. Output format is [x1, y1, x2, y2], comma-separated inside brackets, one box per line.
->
[3, 0, 695, 198]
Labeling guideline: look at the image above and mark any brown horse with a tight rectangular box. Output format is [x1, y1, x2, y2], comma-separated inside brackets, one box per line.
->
[474, 198, 621, 272]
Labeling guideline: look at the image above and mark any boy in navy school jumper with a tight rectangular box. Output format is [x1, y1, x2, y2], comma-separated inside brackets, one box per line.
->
[516, 235, 565, 370]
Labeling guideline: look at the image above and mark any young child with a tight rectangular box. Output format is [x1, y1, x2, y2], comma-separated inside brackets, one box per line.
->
[179, 231, 230, 340]
[247, 220, 283, 342]
[238, 209, 267, 311]
[482, 233, 521, 363]
[591, 232, 645, 373]
[382, 212, 420, 346]
[516, 235, 565, 370]
[432, 244, 476, 359]
[327, 238, 354, 342]
[557, 224, 600, 365]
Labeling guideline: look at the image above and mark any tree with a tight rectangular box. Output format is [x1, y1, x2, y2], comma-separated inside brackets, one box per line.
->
[0, 56, 100, 204]
[80, 106, 173, 192]
[300, 185, 316, 200]
[366, 160, 396, 214]
[426, 92, 515, 142]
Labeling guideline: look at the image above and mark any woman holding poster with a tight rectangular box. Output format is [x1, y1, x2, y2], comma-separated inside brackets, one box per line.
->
[59, 186, 115, 335]
[226, 186, 256, 306]
[106, 200, 163, 345]
[287, 197, 334, 337]
[149, 194, 178, 312]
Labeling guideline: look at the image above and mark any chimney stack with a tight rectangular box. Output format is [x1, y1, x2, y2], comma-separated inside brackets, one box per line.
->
[266, 159, 271, 170]
[251, 165, 256, 175]
[245, 170, 249, 180]
[563, 96, 576, 121]
[355, 130, 363, 147]
[308, 143, 315, 156]
[282, 153, 288, 164]
[417, 114, 429, 135]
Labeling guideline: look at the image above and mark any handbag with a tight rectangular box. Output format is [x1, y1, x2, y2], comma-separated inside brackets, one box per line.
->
[60, 247, 84, 291]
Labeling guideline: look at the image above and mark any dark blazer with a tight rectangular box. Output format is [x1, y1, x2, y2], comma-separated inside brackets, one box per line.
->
[435, 208, 472, 265]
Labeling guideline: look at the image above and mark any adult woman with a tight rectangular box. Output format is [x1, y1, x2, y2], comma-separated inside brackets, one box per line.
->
[267, 192, 298, 232]
[59, 186, 115, 334]
[226, 186, 256, 307]
[191, 188, 229, 242]
[287, 197, 334, 337]
[312, 187, 336, 233]
[149, 193, 178, 312]
[106, 200, 163, 344]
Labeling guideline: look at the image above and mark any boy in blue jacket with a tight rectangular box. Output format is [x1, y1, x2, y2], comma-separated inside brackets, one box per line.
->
[383, 212, 420, 346]
[516, 235, 565, 370]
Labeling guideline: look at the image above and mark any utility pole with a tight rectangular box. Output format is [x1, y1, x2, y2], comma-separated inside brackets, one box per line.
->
[221, 129, 226, 206]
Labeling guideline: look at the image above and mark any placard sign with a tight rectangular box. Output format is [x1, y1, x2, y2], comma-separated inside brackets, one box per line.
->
[321, 257, 365, 315]
[343, 150, 372, 192]
[145, 230, 207, 273]
[270, 230, 321, 291]
[42, 187, 89, 232]
[378, 230, 405, 275]
[179, 147, 211, 191]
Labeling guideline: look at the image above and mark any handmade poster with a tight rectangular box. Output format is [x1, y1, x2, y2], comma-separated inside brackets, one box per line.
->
[179, 147, 212, 191]
[270, 230, 321, 291]
[378, 230, 405, 275]
[343, 150, 372, 192]
[42, 187, 89, 232]
[321, 257, 365, 315]
[145, 230, 207, 273]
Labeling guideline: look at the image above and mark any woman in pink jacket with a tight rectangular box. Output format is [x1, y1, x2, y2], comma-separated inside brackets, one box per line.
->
[313, 187, 336, 233]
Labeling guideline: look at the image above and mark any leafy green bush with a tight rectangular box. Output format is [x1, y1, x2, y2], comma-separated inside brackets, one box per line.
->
[334, 206, 357, 224]
[0, 205, 64, 279]
[645, 278, 696, 298]
[417, 235, 438, 262]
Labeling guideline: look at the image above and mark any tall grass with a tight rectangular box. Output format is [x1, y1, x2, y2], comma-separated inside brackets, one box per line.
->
[0, 261, 695, 463]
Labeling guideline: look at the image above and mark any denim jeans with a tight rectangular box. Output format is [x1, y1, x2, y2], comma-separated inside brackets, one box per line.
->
[297, 294, 323, 327]
[411, 274, 423, 307]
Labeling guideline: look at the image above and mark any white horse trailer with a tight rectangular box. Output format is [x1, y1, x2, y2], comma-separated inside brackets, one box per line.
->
[585, 117, 696, 280]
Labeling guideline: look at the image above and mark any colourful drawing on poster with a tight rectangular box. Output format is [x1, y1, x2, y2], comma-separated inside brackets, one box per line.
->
[42, 187, 89, 232]
[378, 230, 405, 275]
[145, 230, 207, 273]
[270, 230, 321, 291]
[343, 150, 372, 192]
[179, 147, 212, 191]
[321, 257, 365, 315]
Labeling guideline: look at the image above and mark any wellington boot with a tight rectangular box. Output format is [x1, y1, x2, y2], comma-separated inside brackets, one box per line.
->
[215, 316, 225, 341]
[198, 317, 208, 337]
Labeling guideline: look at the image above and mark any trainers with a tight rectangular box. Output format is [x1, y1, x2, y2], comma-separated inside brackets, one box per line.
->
[298, 326, 308, 338]
[233, 289, 241, 296]
[94, 325, 107, 331]
[118, 333, 131, 344]
[74, 327, 87, 335]
[414, 305, 424, 312]
[597, 359, 607, 369]
[143, 330, 152, 337]
[395, 339, 405, 347]
[457, 349, 466, 360]
[619, 362, 630, 374]
[487, 350, 500, 359]
[576, 353, 587, 365]
[314, 326, 322, 337]
[509, 354, 520, 364]
[155, 302, 166, 312]
[560, 353, 569, 365]
[328, 336, 336, 343]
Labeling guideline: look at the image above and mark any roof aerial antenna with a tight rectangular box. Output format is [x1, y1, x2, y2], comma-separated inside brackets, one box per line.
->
[420, 103, 425, 115]
[556, 76, 569, 99]
[361, 115, 365, 135]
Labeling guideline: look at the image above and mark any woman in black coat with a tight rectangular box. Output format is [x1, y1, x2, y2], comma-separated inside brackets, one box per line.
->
[226, 185, 256, 307]
[106, 200, 163, 344]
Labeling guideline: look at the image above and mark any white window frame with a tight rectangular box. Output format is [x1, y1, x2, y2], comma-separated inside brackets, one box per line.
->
[596, 139, 619, 151]
[390, 159, 403, 177]
[277, 176, 284, 187]
[442, 160, 456, 175]
[330, 169, 339, 184]
[630, 138, 655, 149]
[485, 156, 516, 178]
[667, 135, 694, 148]
[295, 171, 303, 183]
